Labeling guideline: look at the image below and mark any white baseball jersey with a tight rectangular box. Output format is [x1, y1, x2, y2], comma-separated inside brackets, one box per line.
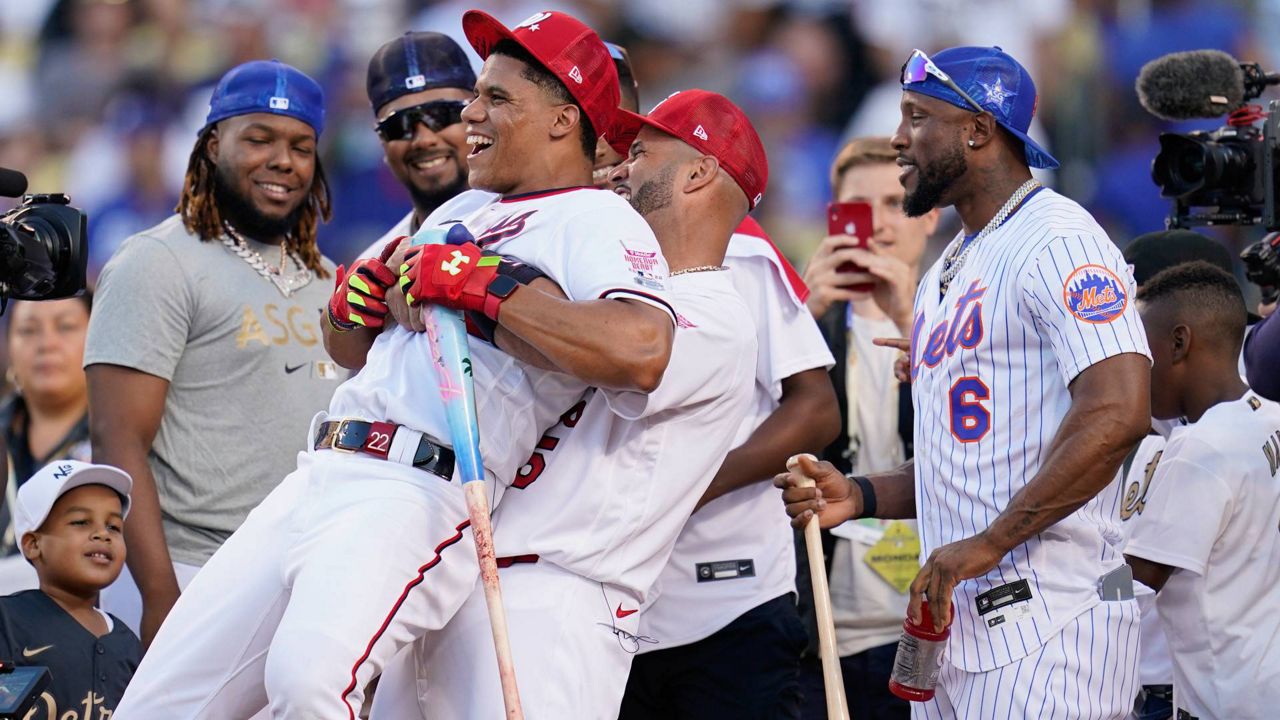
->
[358, 192, 499, 260]
[1114, 433, 1173, 687]
[330, 188, 676, 487]
[1125, 391, 1280, 719]
[638, 220, 832, 649]
[909, 187, 1150, 672]
[492, 269, 757, 599]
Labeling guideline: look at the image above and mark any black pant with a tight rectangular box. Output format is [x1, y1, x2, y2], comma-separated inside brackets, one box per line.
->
[798, 642, 910, 720]
[620, 593, 807, 720]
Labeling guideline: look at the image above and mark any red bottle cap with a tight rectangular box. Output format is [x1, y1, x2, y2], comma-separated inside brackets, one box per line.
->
[905, 600, 954, 641]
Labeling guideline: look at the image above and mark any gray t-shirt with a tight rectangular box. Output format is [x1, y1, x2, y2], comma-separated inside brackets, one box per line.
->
[85, 215, 344, 565]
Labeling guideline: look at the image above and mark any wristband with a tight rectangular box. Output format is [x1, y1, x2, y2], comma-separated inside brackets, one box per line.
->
[326, 306, 357, 333]
[850, 474, 876, 519]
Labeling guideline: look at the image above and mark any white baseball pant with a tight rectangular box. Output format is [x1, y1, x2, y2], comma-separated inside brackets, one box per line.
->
[370, 560, 643, 719]
[114, 444, 480, 720]
[913, 599, 1141, 720]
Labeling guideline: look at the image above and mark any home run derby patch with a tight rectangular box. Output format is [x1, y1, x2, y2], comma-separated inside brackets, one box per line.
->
[1063, 264, 1127, 323]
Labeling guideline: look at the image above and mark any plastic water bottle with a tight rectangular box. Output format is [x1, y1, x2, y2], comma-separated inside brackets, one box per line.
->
[888, 600, 952, 701]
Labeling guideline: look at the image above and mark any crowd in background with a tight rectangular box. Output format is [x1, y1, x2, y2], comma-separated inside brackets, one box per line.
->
[0, 0, 1275, 305]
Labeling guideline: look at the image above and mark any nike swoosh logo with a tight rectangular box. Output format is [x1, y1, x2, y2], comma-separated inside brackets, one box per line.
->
[615, 604, 638, 619]
[285, 363, 307, 374]
[22, 644, 52, 658]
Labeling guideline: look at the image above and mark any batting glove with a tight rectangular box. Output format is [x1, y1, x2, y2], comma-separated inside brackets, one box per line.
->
[399, 241, 509, 318]
[327, 254, 398, 331]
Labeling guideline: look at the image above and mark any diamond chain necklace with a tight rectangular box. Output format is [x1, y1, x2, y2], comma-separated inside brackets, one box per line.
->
[221, 223, 314, 298]
[938, 178, 1040, 296]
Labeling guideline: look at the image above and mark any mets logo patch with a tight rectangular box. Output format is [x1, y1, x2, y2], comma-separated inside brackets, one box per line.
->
[1063, 264, 1127, 324]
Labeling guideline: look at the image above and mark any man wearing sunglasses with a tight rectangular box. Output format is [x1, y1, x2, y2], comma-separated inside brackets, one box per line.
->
[368, 32, 482, 238]
[336, 32, 493, 337]
[778, 47, 1151, 718]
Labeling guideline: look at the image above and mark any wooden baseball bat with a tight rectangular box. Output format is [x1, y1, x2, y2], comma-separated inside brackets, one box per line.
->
[410, 225, 523, 719]
[790, 456, 850, 720]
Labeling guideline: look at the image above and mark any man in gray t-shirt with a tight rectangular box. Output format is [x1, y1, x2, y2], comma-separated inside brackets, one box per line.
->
[84, 60, 343, 646]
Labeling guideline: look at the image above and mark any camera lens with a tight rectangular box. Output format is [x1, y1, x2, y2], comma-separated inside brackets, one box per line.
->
[1153, 132, 1257, 199]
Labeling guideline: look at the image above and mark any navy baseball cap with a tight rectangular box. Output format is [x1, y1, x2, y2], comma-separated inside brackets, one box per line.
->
[1124, 229, 1235, 286]
[901, 46, 1058, 170]
[367, 32, 477, 114]
[205, 59, 325, 136]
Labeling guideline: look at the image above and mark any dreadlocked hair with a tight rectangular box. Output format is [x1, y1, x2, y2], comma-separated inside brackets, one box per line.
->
[176, 126, 332, 279]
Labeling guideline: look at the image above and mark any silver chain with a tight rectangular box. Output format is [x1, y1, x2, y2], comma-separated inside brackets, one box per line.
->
[669, 265, 727, 276]
[221, 223, 314, 298]
[939, 179, 1040, 295]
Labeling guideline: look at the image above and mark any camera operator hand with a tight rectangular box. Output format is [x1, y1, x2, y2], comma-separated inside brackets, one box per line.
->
[802, 234, 865, 318]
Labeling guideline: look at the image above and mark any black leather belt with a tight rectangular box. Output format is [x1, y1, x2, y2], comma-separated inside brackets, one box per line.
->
[314, 419, 455, 479]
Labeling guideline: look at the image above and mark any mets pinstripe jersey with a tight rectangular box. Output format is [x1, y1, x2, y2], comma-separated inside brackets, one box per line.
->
[908, 187, 1149, 672]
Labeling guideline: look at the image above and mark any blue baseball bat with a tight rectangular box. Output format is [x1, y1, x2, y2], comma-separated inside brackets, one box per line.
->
[409, 224, 524, 718]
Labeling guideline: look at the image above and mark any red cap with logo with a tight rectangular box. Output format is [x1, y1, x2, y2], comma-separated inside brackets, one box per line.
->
[610, 89, 768, 209]
[463, 10, 620, 144]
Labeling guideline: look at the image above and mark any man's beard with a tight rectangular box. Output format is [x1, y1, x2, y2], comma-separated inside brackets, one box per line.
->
[903, 140, 967, 217]
[407, 169, 469, 217]
[629, 165, 676, 217]
[213, 165, 306, 241]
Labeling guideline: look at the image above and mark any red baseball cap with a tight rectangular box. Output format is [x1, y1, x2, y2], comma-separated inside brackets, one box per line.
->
[463, 10, 620, 144]
[610, 89, 768, 209]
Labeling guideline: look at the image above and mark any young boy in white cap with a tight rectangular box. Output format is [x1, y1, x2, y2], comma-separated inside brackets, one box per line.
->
[0, 460, 138, 719]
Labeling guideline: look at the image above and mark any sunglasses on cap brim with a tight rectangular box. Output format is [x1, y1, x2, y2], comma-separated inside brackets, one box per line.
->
[375, 100, 468, 142]
[901, 49, 986, 115]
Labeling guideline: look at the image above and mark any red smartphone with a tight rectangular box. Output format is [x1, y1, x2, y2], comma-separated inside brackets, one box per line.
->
[827, 201, 874, 292]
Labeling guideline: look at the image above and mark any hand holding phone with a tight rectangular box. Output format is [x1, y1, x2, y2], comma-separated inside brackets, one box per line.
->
[827, 201, 874, 292]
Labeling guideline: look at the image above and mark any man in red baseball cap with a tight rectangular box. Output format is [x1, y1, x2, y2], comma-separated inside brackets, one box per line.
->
[456, 8, 619, 195]
[607, 91, 842, 720]
[367, 90, 775, 719]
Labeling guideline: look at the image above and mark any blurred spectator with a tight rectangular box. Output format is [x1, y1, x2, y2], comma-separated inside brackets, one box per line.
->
[0, 296, 93, 595]
[1, 460, 139, 720]
[86, 94, 179, 274]
[798, 136, 937, 719]
[34, 0, 143, 147]
[1125, 261, 1280, 720]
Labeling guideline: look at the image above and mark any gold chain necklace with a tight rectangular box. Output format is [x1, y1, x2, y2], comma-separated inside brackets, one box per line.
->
[670, 265, 727, 276]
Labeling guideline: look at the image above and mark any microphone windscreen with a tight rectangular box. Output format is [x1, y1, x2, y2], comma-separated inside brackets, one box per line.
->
[0, 167, 28, 198]
[1137, 49, 1245, 121]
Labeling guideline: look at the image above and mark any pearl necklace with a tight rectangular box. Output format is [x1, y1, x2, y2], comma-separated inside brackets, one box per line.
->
[222, 224, 314, 298]
[938, 179, 1040, 295]
[670, 265, 727, 276]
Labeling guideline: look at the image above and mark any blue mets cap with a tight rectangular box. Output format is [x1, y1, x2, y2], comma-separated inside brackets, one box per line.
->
[367, 32, 477, 114]
[205, 59, 325, 136]
[900, 46, 1057, 170]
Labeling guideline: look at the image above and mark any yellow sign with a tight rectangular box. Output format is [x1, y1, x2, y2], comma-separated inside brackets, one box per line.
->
[863, 520, 921, 594]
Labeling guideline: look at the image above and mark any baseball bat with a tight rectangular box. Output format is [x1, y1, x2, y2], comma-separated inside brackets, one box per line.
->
[789, 455, 851, 720]
[410, 224, 524, 719]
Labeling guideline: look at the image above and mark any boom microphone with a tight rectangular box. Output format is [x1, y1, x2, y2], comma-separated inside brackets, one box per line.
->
[1137, 50, 1247, 121]
[0, 168, 28, 199]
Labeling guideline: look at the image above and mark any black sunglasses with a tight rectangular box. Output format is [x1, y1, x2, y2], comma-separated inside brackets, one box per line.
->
[375, 100, 468, 142]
